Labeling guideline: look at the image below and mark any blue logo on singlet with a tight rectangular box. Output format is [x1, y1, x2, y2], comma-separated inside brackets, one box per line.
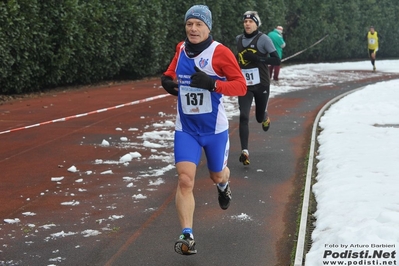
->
[199, 58, 209, 69]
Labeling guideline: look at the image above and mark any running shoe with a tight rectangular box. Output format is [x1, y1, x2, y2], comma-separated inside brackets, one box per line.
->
[262, 117, 271, 132]
[239, 150, 250, 165]
[174, 233, 197, 255]
[217, 184, 232, 210]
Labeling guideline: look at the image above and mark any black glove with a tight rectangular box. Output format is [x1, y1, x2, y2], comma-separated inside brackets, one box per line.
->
[161, 75, 178, 96]
[190, 66, 216, 92]
[243, 51, 260, 62]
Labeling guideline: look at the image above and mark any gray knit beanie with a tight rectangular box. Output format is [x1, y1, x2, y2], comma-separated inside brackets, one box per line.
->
[184, 5, 212, 30]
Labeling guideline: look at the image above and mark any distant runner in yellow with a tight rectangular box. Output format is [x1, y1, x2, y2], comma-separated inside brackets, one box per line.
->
[365, 26, 381, 71]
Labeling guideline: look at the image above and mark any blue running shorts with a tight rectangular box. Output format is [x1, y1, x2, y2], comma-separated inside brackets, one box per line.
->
[174, 130, 229, 173]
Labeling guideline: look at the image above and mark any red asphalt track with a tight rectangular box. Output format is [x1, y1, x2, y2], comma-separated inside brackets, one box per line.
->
[1, 71, 398, 266]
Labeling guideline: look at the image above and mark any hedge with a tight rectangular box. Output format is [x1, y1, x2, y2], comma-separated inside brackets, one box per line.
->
[1, 0, 398, 94]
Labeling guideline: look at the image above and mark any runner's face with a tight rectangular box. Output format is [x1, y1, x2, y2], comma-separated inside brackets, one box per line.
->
[244, 19, 257, 34]
[370, 28, 375, 33]
[185, 18, 210, 44]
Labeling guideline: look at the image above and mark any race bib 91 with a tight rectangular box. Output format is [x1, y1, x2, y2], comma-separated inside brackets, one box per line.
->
[241, 68, 260, 85]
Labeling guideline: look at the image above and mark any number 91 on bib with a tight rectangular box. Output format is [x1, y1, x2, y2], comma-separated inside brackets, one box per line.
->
[241, 68, 260, 86]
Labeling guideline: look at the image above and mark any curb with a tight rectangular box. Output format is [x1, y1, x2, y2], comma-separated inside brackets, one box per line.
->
[293, 87, 364, 266]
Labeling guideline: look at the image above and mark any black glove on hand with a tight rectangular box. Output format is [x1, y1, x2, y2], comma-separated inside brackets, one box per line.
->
[161, 75, 178, 96]
[190, 66, 215, 92]
[243, 51, 260, 62]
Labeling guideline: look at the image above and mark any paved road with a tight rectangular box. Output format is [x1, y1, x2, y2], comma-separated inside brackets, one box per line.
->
[1, 72, 398, 266]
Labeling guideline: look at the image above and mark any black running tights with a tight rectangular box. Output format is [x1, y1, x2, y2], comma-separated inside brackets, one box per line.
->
[238, 84, 270, 150]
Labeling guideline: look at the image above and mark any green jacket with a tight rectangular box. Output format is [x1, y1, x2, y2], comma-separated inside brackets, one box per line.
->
[267, 29, 286, 59]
